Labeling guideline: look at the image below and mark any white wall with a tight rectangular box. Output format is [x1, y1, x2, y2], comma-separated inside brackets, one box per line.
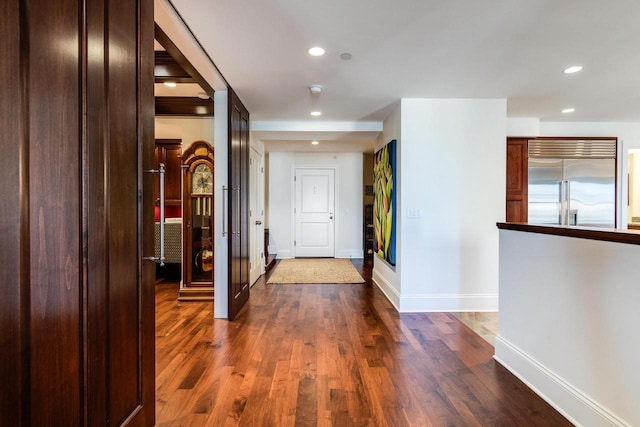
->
[497, 229, 640, 427]
[212, 92, 228, 319]
[268, 152, 363, 259]
[372, 103, 402, 309]
[394, 99, 505, 312]
[155, 117, 214, 148]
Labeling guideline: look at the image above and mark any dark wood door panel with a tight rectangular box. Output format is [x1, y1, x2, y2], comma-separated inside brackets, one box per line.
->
[0, 1, 23, 425]
[0, 0, 155, 425]
[28, 0, 83, 424]
[108, 0, 142, 421]
[228, 89, 250, 320]
[506, 139, 528, 195]
[506, 138, 529, 223]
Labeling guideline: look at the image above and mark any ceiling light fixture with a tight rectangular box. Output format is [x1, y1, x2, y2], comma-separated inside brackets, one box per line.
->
[563, 66, 583, 74]
[197, 91, 210, 100]
[562, 108, 575, 114]
[340, 53, 352, 61]
[309, 84, 323, 94]
[163, 81, 177, 87]
[310, 111, 322, 116]
[311, 141, 319, 145]
[308, 47, 325, 56]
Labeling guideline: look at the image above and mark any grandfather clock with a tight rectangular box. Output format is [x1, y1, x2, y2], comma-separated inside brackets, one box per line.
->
[180, 140, 214, 301]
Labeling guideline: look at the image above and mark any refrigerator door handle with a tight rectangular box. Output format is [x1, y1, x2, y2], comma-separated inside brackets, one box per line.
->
[559, 180, 570, 226]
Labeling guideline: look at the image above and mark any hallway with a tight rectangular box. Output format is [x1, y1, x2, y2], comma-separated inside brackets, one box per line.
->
[155, 260, 570, 426]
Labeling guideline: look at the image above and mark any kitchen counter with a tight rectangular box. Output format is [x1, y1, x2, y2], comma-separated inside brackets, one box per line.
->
[497, 222, 640, 245]
[496, 223, 640, 426]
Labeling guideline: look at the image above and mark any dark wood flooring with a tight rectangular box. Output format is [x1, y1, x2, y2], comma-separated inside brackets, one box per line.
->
[155, 259, 571, 426]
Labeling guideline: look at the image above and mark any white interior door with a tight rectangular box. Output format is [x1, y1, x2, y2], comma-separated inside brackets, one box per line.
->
[249, 147, 264, 285]
[294, 168, 335, 257]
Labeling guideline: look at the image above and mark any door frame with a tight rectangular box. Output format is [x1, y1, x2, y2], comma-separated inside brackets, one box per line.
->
[292, 166, 337, 258]
[249, 146, 265, 284]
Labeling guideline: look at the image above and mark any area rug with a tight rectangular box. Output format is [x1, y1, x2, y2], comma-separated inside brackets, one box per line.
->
[267, 258, 365, 284]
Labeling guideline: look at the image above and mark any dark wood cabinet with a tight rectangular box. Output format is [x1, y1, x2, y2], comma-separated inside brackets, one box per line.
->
[155, 139, 183, 205]
[228, 88, 250, 320]
[506, 137, 529, 223]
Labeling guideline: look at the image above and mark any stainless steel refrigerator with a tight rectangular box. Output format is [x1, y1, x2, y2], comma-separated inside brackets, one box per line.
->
[528, 139, 617, 228]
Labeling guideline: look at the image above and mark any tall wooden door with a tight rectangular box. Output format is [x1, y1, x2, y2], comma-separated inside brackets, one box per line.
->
[228, 89, 251, 320]
[0, 0, 155, 425]
[294, 168, 336, 257]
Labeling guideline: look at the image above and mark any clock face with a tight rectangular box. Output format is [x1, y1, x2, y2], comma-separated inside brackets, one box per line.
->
[192, 164, 213, 194]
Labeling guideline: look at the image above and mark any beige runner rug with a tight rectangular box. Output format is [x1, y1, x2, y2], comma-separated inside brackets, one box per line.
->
[267, 258, 365, 284]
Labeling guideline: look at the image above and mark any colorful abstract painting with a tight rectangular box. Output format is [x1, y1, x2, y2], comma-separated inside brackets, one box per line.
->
[374, 139, 397, 267]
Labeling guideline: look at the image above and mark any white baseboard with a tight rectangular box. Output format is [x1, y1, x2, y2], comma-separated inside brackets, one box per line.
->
[494, 336, 630, 427]
[397, 293, 498, 312]
[335, 249, 364, 259]
[275, 249, 293, 259]
[371, 270, 400, 311]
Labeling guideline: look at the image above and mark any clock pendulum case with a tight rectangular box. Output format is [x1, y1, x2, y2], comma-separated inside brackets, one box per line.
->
[179, 140, 214, 301]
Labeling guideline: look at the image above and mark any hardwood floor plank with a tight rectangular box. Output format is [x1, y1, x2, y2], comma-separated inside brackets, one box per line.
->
[155, 259, 571, 426]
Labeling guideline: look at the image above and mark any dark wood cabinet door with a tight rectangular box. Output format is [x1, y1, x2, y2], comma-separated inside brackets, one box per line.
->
[506, 138, 529, 222]
[228, 89, 250, 320]
[155, 140, 183, 205]
[0, 0, 155, 425]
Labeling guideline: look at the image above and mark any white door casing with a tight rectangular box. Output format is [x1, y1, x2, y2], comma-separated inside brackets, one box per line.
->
[249, 147, 264, 285]
[294, 168, 335, 257]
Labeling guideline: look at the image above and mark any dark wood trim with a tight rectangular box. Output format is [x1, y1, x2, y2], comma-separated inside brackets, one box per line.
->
[497, 222, 640, 245]
[154, 51, 194, 83]
[156, 138, 182, 145]
[154, 24, 215, 98]
[155, 96, 214, 116]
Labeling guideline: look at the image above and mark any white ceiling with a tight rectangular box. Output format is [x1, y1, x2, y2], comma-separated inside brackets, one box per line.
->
[169, 0, 640, 151]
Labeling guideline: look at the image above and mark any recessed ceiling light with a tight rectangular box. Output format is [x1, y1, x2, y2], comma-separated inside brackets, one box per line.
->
[563, 66, 583, 74]
[340, 52, 352, 61]
[310, 111, 322, 116]
[308, 47, 325, 56]
[562, 108, 575, 114]
[163, 81, 177, 87]
[311, 141, 319, 145]
[197, 91, 210, 100]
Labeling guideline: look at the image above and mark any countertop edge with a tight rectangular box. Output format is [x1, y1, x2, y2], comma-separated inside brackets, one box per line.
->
[496, 222, 640, 246]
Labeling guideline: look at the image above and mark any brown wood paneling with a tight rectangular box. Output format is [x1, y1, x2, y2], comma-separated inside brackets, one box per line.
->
[154, 51, 194, 83]
[0, 0, 155, 425]
[108, 0, 142, 422]
[85, 0, 109, 423]
[506, 138, 529, 223]
[155, 96, 214, 116]
[29, 1, 83, 424]
[0, 1, 23, 425]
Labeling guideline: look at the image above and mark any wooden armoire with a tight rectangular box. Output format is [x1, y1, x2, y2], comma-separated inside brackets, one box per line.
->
[0, 1, 156, 425]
